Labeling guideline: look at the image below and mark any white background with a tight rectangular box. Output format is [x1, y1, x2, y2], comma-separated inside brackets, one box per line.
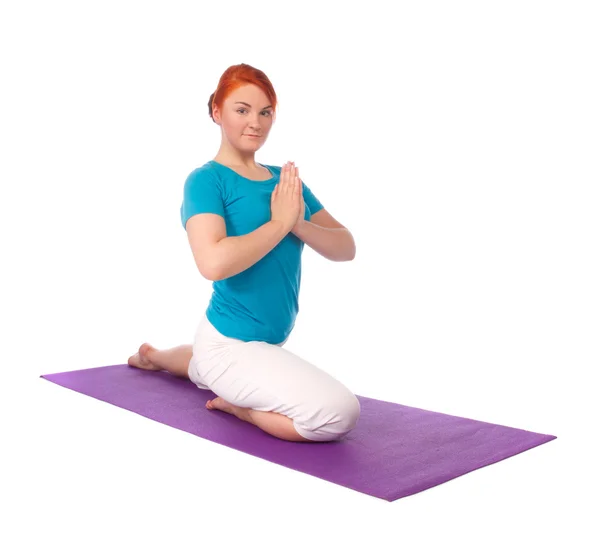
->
[2, 1, 598, 538]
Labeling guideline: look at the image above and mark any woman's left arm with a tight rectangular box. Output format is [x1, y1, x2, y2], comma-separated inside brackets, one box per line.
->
[291, 209, 356, 262]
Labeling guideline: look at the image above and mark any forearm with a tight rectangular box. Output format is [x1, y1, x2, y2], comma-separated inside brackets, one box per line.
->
[293, 220, 356, 261]
[213, 220, 289, 280]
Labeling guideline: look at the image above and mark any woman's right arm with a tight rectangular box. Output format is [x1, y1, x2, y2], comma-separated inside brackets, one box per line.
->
[186, 214, 290, 281]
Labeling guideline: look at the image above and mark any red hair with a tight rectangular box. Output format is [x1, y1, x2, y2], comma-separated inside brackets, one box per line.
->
[208, 63, 277, 123]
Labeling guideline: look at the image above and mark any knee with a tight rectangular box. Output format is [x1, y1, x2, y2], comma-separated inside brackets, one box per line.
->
[335, 392, 361, 433]
[294, 392, 361, 442]
[317, 392, 360, 440]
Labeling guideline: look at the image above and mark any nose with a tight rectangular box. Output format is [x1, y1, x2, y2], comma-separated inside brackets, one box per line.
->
[248, 122, 263, 135]
[249, 112, 266, 126]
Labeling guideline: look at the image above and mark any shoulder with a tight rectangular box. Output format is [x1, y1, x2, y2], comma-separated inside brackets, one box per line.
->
[263, 163, 282, 176]
[184, 162, 222, 188]
[186, 161, 220, 179]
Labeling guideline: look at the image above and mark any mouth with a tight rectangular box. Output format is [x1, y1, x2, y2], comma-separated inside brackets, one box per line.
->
[246, 135, 261, 138]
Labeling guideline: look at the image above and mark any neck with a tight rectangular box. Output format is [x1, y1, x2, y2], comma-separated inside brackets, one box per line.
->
[214, 147, 257, 169]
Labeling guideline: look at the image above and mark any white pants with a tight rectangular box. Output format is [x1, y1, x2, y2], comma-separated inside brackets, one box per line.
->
[188, 314, 361, 442]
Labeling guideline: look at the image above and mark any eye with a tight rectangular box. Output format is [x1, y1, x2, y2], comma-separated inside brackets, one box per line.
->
[237, 108, 272, 117]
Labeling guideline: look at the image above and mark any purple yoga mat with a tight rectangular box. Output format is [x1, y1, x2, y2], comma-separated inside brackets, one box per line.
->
[40, 364, 556, 501]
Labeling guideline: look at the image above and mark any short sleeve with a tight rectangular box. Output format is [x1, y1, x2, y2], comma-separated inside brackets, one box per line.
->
[301, 181, 324, 216]
[180, 168, 225, 229]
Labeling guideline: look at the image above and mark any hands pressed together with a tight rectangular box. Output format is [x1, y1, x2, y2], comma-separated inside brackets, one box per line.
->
[270, 161, 305, 234]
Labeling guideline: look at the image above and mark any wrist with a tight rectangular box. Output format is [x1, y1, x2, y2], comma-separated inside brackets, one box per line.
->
[292, 218, 308, 235]
[270, 219, 293, 235]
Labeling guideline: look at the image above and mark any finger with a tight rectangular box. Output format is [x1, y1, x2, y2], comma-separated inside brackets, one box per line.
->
[287, 165, 294, 191]
[278, 166, 285, 193]
[283, 164, 290, 189]
[282, 163, 290, 189]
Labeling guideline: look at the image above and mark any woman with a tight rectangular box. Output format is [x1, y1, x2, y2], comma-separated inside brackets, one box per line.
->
[128, 63, 360, 443]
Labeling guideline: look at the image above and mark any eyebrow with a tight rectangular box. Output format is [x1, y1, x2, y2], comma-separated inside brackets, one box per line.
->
[234, 101, 273, 109]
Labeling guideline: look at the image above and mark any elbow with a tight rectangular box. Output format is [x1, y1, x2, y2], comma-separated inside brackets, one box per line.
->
[333, 247, 355, 262]
[348, 242, 356, 260]
[346, 237, 356, 261]
[202, 260, 238, 281]
[197, 260, 222, 282]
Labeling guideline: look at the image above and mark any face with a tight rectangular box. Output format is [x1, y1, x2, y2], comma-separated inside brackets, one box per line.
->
[213, 84, 274, 154]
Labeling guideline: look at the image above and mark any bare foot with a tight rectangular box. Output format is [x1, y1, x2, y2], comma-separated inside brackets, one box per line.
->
[206, 396, 235, 414]
[206, 397, 251, 422]
[128, 343, 162, 371]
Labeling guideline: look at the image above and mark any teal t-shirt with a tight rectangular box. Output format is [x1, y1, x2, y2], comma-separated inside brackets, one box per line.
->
[180, 160, 324, 344]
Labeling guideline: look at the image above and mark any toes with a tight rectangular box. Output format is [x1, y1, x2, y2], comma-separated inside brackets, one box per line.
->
[127, 354, 139, 366]
[206, 397, 224, 411]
